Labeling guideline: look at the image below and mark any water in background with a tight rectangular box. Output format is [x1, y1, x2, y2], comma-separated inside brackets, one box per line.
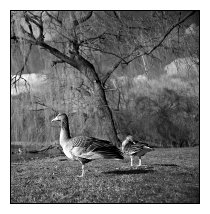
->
[11, 144, 64, 162]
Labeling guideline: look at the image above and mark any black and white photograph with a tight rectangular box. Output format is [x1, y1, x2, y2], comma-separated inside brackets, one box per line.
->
[10, 10, 200, 204]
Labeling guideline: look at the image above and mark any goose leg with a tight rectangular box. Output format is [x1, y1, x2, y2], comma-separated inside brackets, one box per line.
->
[130, 156, 134, 167]
[138, 157, 142, 167]
[77, 164, 85, 177]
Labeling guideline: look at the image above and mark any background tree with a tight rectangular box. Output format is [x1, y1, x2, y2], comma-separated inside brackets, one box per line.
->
[11, 11, 198, 147]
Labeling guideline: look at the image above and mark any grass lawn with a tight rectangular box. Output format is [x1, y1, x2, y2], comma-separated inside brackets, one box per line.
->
[11, 147, 199, 203]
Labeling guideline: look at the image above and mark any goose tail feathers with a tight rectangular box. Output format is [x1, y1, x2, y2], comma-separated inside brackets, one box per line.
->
[93, 146, 124, 159]
[143, 145, 155, 151]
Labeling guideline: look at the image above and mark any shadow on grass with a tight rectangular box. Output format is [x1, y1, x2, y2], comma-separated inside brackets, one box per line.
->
[153, 163, 179, 167]
[103, 167, 155, 175]
[59, 158, 68, 161]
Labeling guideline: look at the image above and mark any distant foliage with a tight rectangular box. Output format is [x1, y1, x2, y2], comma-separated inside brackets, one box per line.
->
[11, 11, 199, 147]
[114, 87, 199, 147]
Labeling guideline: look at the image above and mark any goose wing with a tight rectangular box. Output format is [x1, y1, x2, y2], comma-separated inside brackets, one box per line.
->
[124, 141, 153, 156]
[70, 136, 123, 160]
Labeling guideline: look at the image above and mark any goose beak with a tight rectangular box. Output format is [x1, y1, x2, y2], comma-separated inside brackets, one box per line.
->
[51, 117, 58, 122]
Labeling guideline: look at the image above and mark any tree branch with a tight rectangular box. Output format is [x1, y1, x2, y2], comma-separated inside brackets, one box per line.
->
[81, 44, 128, 64]
[101, 47, 138, 85]
[38, 41, 79, 69]
[101, 10, 195, 84]
[22, 12, 45, 42]
[78, 11, 93, 24]
[80, 32, 106, 44]
[126, 11, 196, 64]
[45, 11, 62, 25]
[11, 43, 32, 91]
[32, 97, 58, 113]
[51, 59, 65, 67]
[72, 11, 93, 27]
[102, 60, 122, 85]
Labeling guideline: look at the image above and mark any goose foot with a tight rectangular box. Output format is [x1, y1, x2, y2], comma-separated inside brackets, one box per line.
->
[77, 165, 85, 177]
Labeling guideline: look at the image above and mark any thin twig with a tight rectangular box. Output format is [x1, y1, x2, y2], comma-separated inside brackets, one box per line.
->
[11, 43, 32, 92]
[126, 11, 196, 64]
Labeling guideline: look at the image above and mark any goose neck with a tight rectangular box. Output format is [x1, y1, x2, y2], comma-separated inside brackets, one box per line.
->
[60, 119, 71, 146]
[122, 139, 129, 151]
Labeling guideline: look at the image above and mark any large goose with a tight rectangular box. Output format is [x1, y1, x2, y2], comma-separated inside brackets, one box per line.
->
[122, 135, 154, 167]
[51, 113, 124, 177]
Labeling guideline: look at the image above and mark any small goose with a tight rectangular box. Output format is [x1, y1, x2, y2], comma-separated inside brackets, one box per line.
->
[122, 135, 154, 167]
[18, 148, 22, 154]
[51, 113, 124, 177]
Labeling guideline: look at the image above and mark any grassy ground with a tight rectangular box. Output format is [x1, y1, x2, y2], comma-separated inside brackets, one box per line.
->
[11, 147, 199, 203]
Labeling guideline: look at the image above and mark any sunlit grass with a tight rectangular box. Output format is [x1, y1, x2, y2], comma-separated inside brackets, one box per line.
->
[11, 147, 199, 203]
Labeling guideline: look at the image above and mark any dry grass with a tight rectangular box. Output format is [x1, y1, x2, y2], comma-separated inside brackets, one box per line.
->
[11, 147, 199, 203]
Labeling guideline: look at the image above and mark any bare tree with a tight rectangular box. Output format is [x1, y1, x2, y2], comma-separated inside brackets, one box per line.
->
[11, 11, 196, 146]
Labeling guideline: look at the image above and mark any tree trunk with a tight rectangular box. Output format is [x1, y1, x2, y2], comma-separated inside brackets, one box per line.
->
[38, 42, 121, 147]
[93, 79, 121, 147]
[76, 55, 121, 147]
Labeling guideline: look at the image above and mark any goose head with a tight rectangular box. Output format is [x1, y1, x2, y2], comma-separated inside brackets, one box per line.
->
[51, 113, 68, 122]
[125, 135, 134, 142]
[122, 135, 134, 151]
